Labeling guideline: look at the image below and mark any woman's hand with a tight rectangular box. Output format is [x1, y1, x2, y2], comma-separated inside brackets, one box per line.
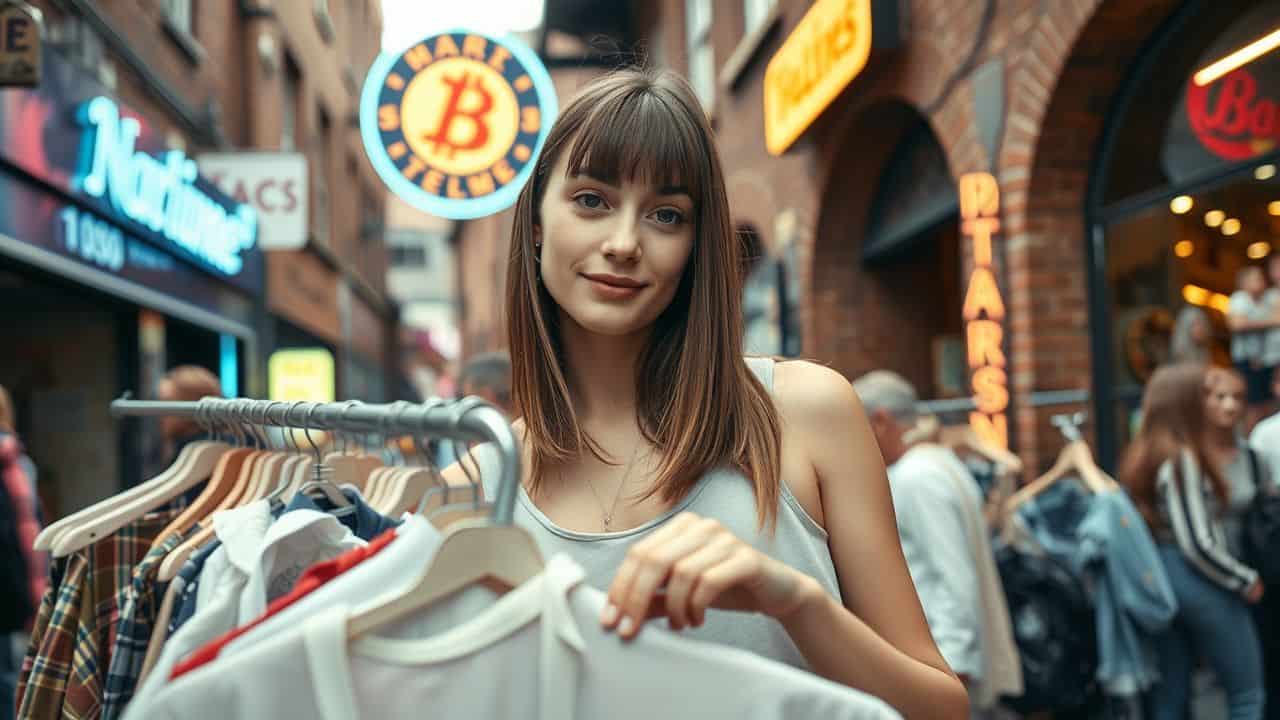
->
[600, 512, 821, 639]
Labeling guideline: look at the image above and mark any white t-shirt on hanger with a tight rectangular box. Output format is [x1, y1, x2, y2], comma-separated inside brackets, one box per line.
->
[127, 554, 901, 720]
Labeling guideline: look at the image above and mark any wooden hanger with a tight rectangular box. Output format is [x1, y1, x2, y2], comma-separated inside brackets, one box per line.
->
[940, 424, 1025, 475]
[156, 448, 265, 581]
[1003, 440, 1116, 518]
[147, 447, 251, 555]
[52, 439, 229, 557]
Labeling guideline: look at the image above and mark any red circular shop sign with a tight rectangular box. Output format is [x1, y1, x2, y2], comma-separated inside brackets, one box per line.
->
[1187, 68, 1280, 161]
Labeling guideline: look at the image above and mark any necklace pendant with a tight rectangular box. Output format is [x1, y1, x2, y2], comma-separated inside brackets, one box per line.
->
[603, 514, 612, 529]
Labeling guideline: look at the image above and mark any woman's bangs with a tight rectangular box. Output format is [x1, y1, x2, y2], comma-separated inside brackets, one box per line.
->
[563, 88, 703, 200]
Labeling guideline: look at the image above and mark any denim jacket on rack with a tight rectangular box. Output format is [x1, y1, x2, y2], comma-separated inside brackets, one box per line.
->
[1016, 481, 1178, 697]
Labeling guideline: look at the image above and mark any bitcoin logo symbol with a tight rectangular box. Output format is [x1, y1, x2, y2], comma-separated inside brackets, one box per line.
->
[424, 71, 493, 157]
[401, 57, 520, 178]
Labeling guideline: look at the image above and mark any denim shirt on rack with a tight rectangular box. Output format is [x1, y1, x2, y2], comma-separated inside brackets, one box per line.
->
[1017, 481, 1178, 697]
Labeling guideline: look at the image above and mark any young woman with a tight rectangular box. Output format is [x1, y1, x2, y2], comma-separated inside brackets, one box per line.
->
[446, 69, 968, 718]
[1120, 364, 1265, 720]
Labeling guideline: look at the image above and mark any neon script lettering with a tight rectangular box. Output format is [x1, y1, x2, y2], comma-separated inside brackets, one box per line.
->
[77, 96, 257, 275]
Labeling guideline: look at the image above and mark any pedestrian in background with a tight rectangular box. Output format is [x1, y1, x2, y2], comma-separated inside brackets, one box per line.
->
[1171, 305, 1213, 365]
[1228, 266, 1280, 431]
[155, 366, 222, 469]
[853, 370, 1021, 716]
[0, 384, 44, 720]
[1120, 363, 1265, 720]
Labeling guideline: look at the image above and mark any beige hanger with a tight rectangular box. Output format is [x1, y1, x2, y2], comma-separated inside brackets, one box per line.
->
[1003, 440, 1115, 518]
[941, 424, 1025, 475]
[34, 398, 230, 552]
[345, 518, 543, 639]
[157, 449, 265, 582]
[52, 439, 229, 557]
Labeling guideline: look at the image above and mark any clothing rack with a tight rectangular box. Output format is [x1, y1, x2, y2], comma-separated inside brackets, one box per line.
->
[109, 395, 522, 524]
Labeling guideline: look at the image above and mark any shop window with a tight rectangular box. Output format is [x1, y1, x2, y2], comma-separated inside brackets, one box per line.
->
[685, 0, 715, 111]
[1099, 3, 1280, 206]
[391, 244, 429, 269]
[1089, 0, 1280, 463]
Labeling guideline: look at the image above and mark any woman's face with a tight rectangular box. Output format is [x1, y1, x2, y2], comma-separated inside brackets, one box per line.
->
[536, 151, 696, 338]
[1205, 372, 1245, 430]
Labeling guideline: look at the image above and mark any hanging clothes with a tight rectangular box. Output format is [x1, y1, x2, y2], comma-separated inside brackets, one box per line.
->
[17, 503, 188, 719]
[125, 554, 901, 720]
[1012, 480, 1178, 698]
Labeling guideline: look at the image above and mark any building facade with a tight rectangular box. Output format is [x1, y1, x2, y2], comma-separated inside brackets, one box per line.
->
[0, 0, 397, 519]
[454, 0, 1280, 476]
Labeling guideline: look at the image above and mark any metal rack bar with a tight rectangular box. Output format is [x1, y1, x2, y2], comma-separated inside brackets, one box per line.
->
[109, 396, 522, 525]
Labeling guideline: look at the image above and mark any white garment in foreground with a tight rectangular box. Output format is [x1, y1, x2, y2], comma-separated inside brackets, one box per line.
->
[133, 554, 901, 720]
[125, 503, 365, 716]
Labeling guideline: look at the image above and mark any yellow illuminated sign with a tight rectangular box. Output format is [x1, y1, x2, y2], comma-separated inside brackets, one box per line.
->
[268, 348, 336, 403]
[764, 0, 872, 156]
[960, 172, 1009, 450]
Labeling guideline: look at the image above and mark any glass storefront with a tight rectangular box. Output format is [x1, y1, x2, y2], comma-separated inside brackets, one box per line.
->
[1091, 0, 1280, 465]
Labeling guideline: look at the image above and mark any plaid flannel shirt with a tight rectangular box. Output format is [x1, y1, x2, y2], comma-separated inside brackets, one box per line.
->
[17, 507, 182, 720]
[100, 528, 191, 719]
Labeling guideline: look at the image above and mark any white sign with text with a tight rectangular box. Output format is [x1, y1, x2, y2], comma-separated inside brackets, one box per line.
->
[198, 152, 308, 250]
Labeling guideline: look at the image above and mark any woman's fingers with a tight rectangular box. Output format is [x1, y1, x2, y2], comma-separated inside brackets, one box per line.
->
[688, 549, 762, 627]
[603, 513, 719, 639]
[662, 535, 736, 630]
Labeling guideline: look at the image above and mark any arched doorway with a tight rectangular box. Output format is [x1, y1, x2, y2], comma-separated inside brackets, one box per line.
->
[1086, 0, 1280, 464]
[812, 101, 965, 400]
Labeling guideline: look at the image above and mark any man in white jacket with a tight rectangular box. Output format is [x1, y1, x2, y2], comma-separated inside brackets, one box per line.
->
[853, 371, 1022, 715]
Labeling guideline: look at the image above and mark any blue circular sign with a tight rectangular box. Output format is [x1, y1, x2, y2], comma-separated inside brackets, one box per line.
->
[360, 30, 558, 220]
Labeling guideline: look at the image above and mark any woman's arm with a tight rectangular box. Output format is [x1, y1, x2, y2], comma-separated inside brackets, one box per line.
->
[774, 362, 969, 718]
[1158, 451, 1258, 593]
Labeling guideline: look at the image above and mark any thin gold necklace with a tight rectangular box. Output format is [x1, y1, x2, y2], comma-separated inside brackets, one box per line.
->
[585, 443, 643, 531]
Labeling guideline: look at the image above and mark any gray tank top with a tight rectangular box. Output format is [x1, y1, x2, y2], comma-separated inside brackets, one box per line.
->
[473, 357, 841, 669]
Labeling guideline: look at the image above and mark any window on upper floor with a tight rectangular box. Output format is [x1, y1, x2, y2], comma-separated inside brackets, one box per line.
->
[744, 0, 776, 37]
[162, 0, 193, 35]
[390, 244, 429, 269]
[313, 106, 332, 248]
[685, 0, 714, 111]
[281, 55, 300, 151]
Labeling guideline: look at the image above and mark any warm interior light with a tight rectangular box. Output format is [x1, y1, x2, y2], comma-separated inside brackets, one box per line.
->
[1183, 283, 1232, 314]
[1249, 241, 1272, 259]
[1205, 210, 1226, 227]
[1270, 200, 1280, 216]
[1175, 240, 1195, 258]
[1222, 218, 1242, 235]
[1170, 195, 1194, 214]
[1257, 164, 1278, 181]
[1193, 27, 1280, 86]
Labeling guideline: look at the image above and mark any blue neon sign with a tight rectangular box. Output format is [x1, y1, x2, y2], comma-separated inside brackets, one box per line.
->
[75, 96, 258, 276]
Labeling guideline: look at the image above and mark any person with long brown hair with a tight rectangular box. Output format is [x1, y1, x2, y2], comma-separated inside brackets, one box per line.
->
[445, 68, 967, 718]
[1119, 363, 1264, 720]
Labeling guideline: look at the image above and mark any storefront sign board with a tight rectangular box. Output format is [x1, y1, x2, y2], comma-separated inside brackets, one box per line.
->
[199, 152, 308, 250]
[764, 0, 872, 156]
[0, 2, 40, 87]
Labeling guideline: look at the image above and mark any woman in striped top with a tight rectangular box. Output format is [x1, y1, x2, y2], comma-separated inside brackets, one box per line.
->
[1121, 363, 1264, 720]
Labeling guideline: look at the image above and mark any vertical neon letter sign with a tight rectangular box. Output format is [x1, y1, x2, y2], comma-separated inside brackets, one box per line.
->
[960, 172, 1009, 450]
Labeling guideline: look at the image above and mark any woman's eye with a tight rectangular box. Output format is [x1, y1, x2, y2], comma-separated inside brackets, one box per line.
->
[653, 208, 685, 225]
[574, 192, 606, 210]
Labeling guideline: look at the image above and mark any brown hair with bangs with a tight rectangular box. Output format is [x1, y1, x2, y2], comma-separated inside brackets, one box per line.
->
[1119, 362, 1228, 527]
[506, 68, 783, 529]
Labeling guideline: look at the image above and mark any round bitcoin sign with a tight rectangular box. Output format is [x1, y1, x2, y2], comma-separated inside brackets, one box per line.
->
[360, 31, 557, 220]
